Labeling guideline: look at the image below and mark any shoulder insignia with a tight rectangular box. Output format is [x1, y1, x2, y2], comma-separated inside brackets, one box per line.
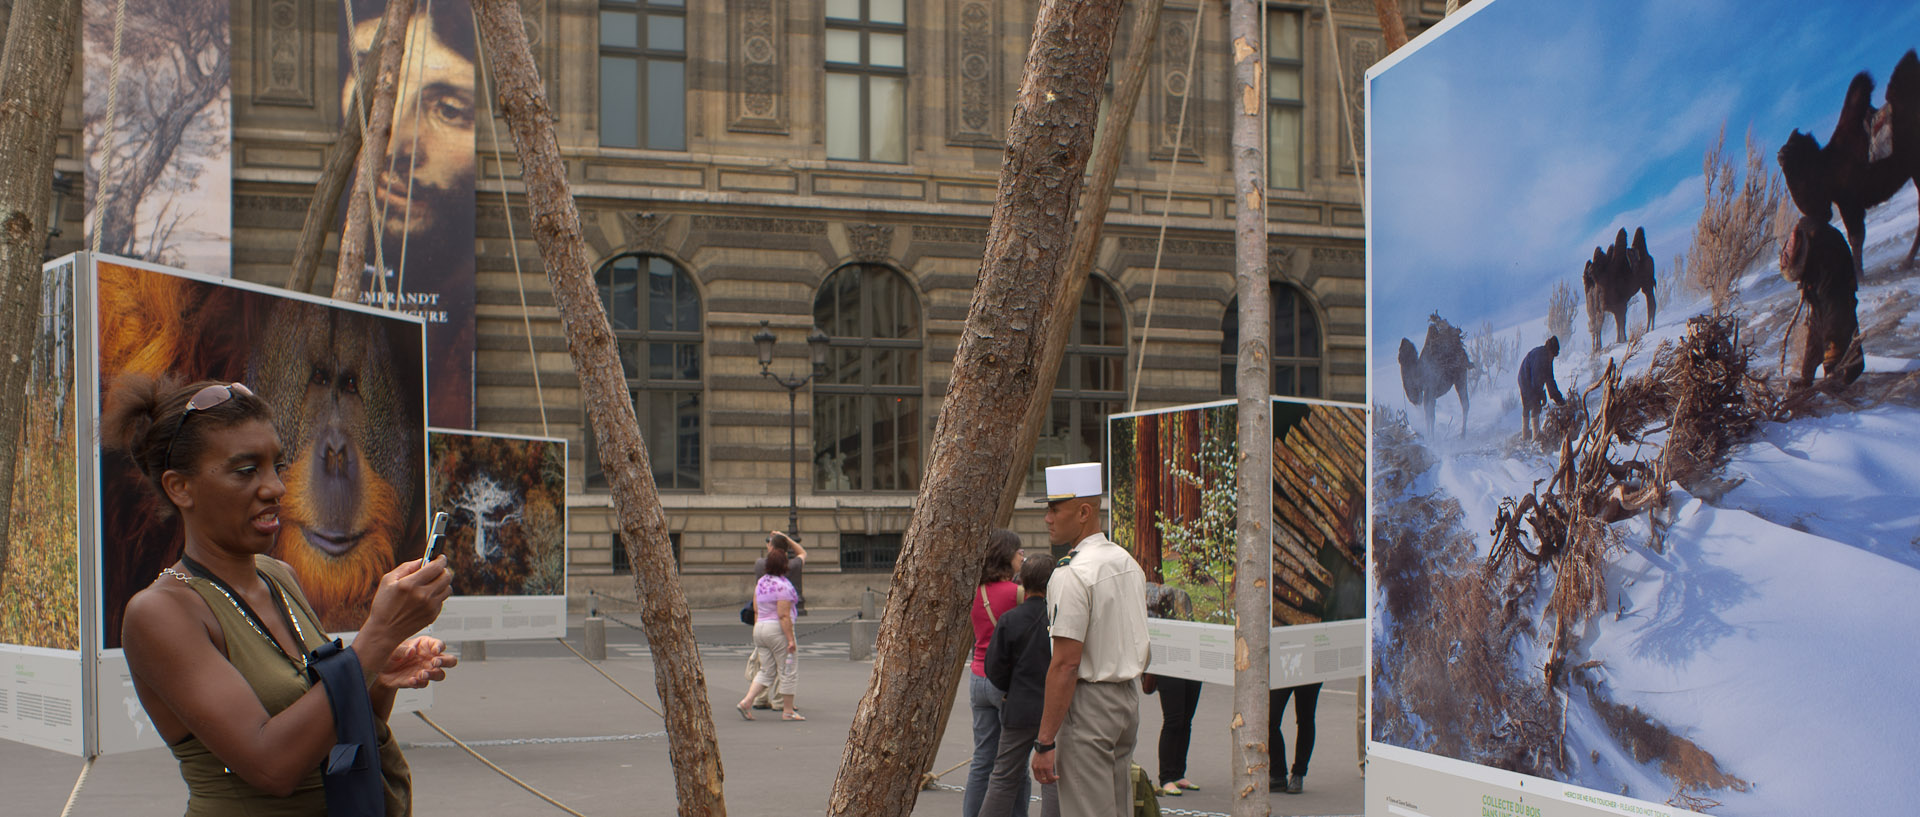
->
[1056, 554, 1074, 566]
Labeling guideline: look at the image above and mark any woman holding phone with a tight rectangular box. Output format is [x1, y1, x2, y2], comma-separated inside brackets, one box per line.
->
[107, 375, 457, 816]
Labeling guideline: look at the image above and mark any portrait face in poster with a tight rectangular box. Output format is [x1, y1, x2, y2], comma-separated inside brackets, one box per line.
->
[96, 261, 426, 644]
[339, 0, 478, 429]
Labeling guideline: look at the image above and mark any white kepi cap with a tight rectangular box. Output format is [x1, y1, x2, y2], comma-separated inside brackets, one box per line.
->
[1038, 462, 1103, 504]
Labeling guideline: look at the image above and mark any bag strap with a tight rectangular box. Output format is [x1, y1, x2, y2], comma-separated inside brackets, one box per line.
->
[980, 585, 998, 627]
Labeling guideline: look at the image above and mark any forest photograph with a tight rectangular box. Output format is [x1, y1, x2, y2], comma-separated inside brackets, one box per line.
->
[1369, 1, 1920, 814]
[0, 261, 79, 651]
[427, 431, 566, 598]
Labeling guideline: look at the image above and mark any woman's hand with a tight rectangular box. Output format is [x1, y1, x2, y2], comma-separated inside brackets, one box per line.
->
[377, 637, 458, 690]
[357, 557, 454, 676]
[786, 637, 797, 653]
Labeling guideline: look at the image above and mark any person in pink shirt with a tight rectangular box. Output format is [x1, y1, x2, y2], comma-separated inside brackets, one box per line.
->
[736, 548, 803, 721]
[963, 529, 1027, 817]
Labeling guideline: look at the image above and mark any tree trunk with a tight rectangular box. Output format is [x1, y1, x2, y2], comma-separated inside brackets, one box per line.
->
[285, 11, 394, 295]
[0, 0, 80, 584]
[992, 0, 1164, 524]
[1227, 1, 1274, 814]
[469, 3, 726, 816]
[1372, 0, 1409, 51]
[332, 0, 416, 303]
[824, 3, 1126, 816]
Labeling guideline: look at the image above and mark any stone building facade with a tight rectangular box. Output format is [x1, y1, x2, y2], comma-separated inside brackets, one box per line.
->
[46, 0, 1450, 607]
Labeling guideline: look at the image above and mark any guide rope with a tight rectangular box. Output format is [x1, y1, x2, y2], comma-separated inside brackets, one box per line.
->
[404, 731, 666, 750]
[391, 0, 439, 302]
[1320, 0, 1368, 205]
[472, 8, 550, 435]
[58, 754, 95, 817]
[1128, 0, 1209, 413]
[88, 0, 128, 254]
[553, 636, 666, 719]
[414, 711, 589, 817]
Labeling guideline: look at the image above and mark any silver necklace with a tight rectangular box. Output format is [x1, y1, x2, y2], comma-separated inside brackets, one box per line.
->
[164, 566, 309, 673]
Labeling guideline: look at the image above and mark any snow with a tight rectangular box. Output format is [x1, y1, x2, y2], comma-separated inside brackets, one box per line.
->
[1373, 185, 1920, 813]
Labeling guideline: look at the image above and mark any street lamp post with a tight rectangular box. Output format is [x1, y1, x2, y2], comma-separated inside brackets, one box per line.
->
[752, 319, 831, 541]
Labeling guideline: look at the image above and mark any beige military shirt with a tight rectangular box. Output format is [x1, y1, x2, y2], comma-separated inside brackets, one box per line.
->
[1046, 532, 1149, 683]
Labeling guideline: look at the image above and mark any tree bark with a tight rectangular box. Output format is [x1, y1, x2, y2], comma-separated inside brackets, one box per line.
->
[992, 0, 1164, 524]
[0, 0, 80, 584]
[823, 3, 1126, 816]
[1228, 1, 1274, 814]
[470, 3, 726, 816]
[332, 0, 415, 303]
[284, 11, 394, 295]
[1372, 0, 1409, 51]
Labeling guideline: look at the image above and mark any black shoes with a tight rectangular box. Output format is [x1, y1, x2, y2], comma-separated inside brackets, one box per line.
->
[1271, 774, 1304, 794]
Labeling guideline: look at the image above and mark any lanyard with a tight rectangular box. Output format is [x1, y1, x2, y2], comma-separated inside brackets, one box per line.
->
[179, 555, 309, 673]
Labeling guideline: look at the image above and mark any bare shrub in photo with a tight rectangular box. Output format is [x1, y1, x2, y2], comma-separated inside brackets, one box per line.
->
[1548, 280, 1577, 349]
[1684, 126, 1783, 310]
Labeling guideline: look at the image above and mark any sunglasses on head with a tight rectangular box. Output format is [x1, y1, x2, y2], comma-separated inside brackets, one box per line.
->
[164, 382, 255, 471]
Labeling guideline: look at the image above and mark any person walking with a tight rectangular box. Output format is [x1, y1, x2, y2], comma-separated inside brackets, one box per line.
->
[746, 531, 807, 710]
[1143, 583, 1201, 798]
[1029, 463, 1149, 817]
[963, 530, 1027, 817]
[979, 557, 1061, 817]
[737, 548, 803, 721]
[1270, 682, 1323, 794]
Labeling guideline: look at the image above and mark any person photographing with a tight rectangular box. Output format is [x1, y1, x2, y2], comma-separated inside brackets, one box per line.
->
[107, 375, 456, 816]
[1029, 463, 1149, 817]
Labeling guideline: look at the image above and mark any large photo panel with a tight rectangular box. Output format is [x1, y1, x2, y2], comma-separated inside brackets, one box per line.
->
[1367, 1, 1920, 815]
[1110, 397, 1366, 685]
[0, 257, 86, 754]
[425, 429, 567, 641]
[94, 256, 427, 647]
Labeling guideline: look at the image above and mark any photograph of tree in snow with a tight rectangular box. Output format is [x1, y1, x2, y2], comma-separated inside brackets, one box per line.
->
[427, 431, 565, 597]
[1109, 399, 1364, 627]
[1368, 2, 1920, 815]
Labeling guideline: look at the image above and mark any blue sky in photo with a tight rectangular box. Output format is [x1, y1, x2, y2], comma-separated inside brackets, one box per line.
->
[1369, 0, 1920, 344]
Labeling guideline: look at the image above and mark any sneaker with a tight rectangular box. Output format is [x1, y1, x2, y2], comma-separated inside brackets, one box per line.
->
[1286, 774, 1304, 794]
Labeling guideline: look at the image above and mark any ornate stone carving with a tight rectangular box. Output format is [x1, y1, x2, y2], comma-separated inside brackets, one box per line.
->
[1154, 15, 1202, 158]
[1119, 236, 1234, 256]
[1268, 245, 1299, 277]
[691, 215, 825, 235]
[846, 223, 895, 262]
[1331, 0, 1372, 12]
[254, 0, 312, 106]
[729, 0, 787, 133]
[1312, 246, 1366, 265]
[1341, 32, 1382, 172]
[947, 0, 999, 146]
[619, 211, 669, 252]
[911, 225, 989, 245]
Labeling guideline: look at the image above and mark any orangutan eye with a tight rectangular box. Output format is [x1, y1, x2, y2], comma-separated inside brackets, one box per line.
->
[342, 375, 359, 395]
[310, 366, 331, 387]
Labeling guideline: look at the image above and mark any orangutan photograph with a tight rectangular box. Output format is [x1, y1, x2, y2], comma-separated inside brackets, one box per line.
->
[1368, 2, 1920, 815]
[95, 259, 426, 644]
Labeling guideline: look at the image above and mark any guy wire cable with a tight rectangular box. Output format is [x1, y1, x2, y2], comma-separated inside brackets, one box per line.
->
[1128, 0, 1209, 413]
[392, 0, 440, 302]
[472, 9, 549, 435]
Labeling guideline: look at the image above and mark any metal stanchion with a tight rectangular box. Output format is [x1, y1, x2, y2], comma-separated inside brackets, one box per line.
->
[584, 616, 607, 661]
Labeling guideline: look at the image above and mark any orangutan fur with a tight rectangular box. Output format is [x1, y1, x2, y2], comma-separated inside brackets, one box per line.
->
[248, 300, 421, 631]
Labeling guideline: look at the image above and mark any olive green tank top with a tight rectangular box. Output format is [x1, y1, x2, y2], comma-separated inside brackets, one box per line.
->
[167, 556, 412, 817]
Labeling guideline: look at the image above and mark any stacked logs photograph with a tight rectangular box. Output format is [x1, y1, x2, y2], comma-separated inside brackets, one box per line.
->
[1270, 406, 1367, 626]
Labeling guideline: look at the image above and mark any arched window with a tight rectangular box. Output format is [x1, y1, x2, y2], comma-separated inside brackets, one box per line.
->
[588, 253, 702, 491]
[1221, 283, 1322, 398]
[813, 264, 921, 492]
[1027, 277, 1127, 491]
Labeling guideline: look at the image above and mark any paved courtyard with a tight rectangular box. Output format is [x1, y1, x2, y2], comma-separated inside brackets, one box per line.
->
[6, 609, 1364, 816]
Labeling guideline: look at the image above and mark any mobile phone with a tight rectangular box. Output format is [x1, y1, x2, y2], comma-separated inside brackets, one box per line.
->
[425, 512, 450, 561]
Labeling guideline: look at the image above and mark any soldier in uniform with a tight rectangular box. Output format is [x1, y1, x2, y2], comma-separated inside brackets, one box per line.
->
[1028, 463, 1150, 817]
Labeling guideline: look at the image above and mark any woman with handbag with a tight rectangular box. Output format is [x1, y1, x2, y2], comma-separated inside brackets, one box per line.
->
[962, 529, 1027, 817]
[737, 547, 804, 721]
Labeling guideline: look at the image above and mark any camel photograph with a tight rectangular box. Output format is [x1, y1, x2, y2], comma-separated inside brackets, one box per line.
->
[1367, 1, 1920, 815]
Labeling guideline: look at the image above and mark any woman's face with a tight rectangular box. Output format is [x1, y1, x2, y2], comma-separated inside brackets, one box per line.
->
[172, 419, 288, 554]
[1012, 547, 1026, 574]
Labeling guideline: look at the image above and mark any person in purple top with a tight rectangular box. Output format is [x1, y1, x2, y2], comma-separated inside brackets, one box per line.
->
[736, 548, 803, 721]
[1518, 335, 1566, 441]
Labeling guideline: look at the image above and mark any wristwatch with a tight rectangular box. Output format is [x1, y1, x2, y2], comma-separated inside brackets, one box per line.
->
[1034, 741, 1056, 754]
